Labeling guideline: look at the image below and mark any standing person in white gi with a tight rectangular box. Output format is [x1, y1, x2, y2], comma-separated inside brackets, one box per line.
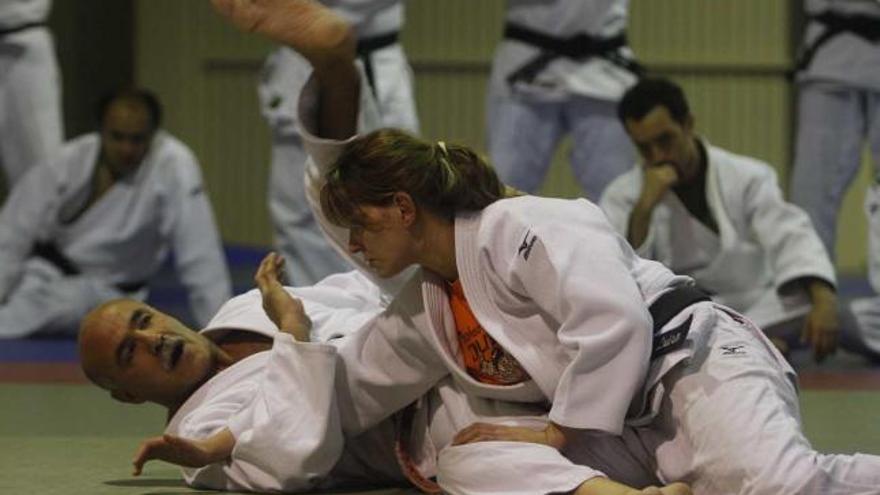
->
[487, 0, 640, 199]
[0, 88, 231, 338]
[259, 0, 418, 286]
[233, 1, 880, 492]
[790, 0, 880, 257]
[599, 76, 880, 362]
[790, 0, 880, 346]
[0, 0, 64, 191]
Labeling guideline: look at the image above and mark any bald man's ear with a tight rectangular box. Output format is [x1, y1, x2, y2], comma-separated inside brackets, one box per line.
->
[111, 389, 145, 404]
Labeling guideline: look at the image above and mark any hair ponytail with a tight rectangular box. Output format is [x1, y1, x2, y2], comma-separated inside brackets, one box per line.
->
[321, 129, 504, 226]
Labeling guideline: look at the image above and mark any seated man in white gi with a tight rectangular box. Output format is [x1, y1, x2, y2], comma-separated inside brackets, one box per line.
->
[599, 77, 880, 363]
[0, 87, 232, 338]
[79, 252, 690, 495]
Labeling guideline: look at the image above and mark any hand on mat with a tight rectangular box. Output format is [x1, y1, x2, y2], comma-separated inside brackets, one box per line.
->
[451, 421, 566, 450]
[210, 0, 355, 66]
[801, 281, 839, 363]
[255, 252, 311, 341]
[802, 303, 839, 363]
[132, 428, 234, 475]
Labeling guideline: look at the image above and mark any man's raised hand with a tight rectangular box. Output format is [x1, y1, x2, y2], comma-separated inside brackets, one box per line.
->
[254, 252, 311, 341]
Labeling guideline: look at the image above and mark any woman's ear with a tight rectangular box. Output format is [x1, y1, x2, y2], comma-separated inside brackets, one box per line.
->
[393, 191, 417, 227]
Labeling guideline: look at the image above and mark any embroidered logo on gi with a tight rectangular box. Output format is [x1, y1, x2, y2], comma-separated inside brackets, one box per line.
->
[720, 344, 746, 356]
[518, 230, 537, 260]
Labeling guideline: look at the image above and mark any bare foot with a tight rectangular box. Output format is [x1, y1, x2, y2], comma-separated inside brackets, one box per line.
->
[210, 0, 354, 66]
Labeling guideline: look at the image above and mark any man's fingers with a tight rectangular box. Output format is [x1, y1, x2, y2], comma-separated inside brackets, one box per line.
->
[132, 437, 165, 476]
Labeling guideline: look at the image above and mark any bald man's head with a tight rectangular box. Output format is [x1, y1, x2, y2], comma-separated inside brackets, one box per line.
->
[79, 300, 223, 409]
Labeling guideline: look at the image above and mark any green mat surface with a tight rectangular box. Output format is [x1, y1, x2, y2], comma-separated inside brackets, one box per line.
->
[1, 384, 878, 494]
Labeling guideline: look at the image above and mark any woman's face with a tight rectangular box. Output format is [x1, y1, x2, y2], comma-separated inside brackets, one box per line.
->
[347, 202, 418, 278]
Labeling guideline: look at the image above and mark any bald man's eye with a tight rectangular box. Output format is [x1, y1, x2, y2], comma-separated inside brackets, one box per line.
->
[134, 311, 152, 330]
[139, 313, 152, 330]
[120, 339, 135, 365]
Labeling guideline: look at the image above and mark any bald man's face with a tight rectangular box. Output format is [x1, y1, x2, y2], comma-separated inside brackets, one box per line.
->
[79, 300, 219, 408]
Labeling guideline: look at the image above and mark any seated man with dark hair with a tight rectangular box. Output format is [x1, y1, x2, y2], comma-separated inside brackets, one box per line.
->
[600, 76, 880, 363]
[0, 87, 231, 338]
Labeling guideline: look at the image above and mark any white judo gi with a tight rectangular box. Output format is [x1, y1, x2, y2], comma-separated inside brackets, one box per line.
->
[298, 71, 880, 494]
[259, 0, 418, 286]
[486, 0, 637, 199]
[167, 270, 607, 494]
[790, 0, 880, 258]
[0, 131, 231, 338]
[0, 0, 63, 188]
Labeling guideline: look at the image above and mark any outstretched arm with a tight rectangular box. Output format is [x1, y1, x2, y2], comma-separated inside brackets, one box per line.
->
[211, 0, 359, 139]
[132, 428, 235, 476]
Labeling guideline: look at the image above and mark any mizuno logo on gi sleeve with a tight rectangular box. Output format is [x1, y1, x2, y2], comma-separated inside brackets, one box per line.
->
[518, 230, 537, 260]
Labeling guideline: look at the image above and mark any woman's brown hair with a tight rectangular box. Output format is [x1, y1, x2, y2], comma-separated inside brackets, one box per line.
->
[321, 129, 505, 226]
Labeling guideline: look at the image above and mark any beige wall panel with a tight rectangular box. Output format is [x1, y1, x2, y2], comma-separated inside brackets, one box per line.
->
[412, 70, 489, 150]
[403, 0, 503, 62]
[631, 0, 790, 67]
[836, 154, 874, 274]
[136, 0, 272, 246]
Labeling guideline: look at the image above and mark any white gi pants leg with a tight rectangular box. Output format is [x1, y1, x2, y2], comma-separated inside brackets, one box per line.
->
[368, 44, 420, 134]
[565, 94, 635, 201]
[648, 305, 880, 494]
[486, 91, 566, 194]
[268, 135, 350, 287]
[0, 27, 63, 187]
[487, 89, 632, 199]
[790, 82, 872, 256]
[0, 262, 123, 338]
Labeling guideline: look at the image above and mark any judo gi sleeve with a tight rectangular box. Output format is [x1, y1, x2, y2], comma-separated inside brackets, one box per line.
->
[493, 198, 653, 434]
[183, 335, 344, 492]
[0, 165, 57, 301]
[743, 164, 836, 293]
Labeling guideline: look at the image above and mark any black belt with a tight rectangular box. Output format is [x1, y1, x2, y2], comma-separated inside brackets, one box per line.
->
[0, 21, 45, 38]
[503, 22, 644, 87]
[648, 285, 711, 358]
[794, 11, 880, 75]
[32, 241, 148, 293]
[356, 31, 400, 100]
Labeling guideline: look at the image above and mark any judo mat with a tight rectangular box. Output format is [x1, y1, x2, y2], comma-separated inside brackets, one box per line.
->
[1, 252, 879, 494]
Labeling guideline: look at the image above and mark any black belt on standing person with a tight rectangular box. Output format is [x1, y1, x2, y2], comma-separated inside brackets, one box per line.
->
[356, 31, 400, 100]
[648, 285, 711, 358]
[794, 11, 880, 75]
[31, 241, 148, 293]
[503, 22, 645, 88]
[0, 21, 45, 37]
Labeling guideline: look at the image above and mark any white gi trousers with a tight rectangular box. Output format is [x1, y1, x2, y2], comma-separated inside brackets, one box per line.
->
[0, 26, 63, 188]
[487, 91, 634, 201]
[790, 81, 880, 258]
